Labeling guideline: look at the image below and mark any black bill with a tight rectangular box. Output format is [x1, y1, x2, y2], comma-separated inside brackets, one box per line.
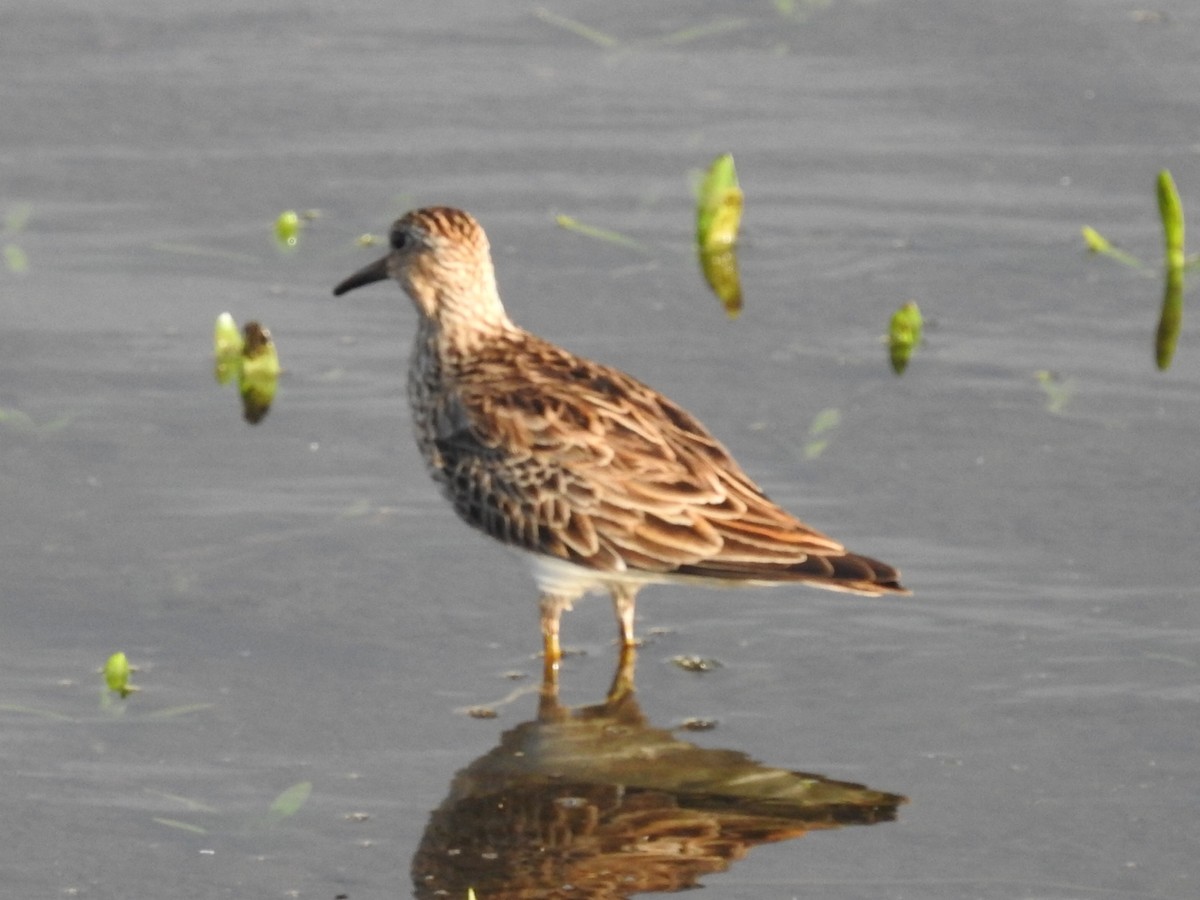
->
[332, 254, 390, 296]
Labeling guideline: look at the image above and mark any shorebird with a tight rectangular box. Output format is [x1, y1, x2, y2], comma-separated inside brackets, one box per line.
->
[334, 207, 907, 666]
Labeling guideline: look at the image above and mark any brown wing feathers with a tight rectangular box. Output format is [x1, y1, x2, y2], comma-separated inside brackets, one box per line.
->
[439, 332, 905, 595]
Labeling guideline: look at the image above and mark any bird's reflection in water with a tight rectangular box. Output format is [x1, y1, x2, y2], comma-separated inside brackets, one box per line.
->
[413, 649, 905, 898]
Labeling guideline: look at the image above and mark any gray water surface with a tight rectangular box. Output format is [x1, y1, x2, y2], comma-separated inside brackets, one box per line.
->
[3, 1, 1198, 897]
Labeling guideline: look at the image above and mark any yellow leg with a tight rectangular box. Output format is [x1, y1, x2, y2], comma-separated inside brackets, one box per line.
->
[539, 650, 561, 710]
[539, 593, 571, 669]
[606, 642, 638, 705]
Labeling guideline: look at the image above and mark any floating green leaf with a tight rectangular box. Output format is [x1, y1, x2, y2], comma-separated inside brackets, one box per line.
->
[888, 301, 922, 375]
[104, 651, 138, 699]
[266, 781, 312, 826]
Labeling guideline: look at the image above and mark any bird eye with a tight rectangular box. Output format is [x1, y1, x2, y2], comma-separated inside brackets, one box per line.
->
[389, 228, 411, 251]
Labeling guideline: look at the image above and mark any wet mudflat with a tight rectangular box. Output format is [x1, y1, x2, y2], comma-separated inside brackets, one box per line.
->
[2, 1, 1198, 897]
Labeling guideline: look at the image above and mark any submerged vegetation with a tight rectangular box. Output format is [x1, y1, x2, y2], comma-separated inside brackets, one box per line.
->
[265, 781, 313, 827]
[3, 203, 31, 274]
[553, 214, 645, 252]
[532, 7, 747, 48]
[803, 407, 841, 461]
[152, 781, 313, 837]
[1035, 370, 1076, 415]
[0, 406, 71, 434]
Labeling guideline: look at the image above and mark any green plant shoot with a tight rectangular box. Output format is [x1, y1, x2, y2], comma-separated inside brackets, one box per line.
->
[239, 322, 281, 424]
[104, 651, 138, 698]
[696, 153, 743, 249]
[214, 312, 244, 384]
[1084, 170, 1192, 369]
[213, 314, 281, 423]
[274, 210, 303, 250]
[695, 153, 745, 316]
[1155, 170, 1186, 369]
[1158, 169, 1185, 272]
[1080, 226, 1143, 268]
[1156, 265, 1184, 370]
[888, 301, 922, 374]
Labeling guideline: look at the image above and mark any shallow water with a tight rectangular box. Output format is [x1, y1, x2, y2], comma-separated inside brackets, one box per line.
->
[2, 1, 1199, 897]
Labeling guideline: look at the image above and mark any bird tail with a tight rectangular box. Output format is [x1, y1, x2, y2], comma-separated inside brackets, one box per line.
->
[674, 551, 909, 597]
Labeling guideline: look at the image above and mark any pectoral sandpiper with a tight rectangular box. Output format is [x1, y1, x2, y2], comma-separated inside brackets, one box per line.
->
[334, 207, 907, 666]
